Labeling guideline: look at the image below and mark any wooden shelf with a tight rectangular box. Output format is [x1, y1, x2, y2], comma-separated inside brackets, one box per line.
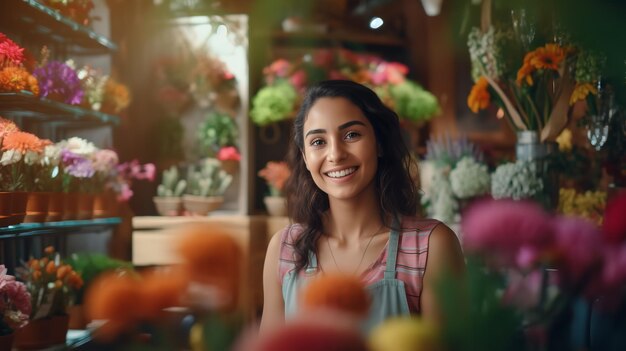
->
[0, 0, 118, 55]
[266, 30, 404, 48]
[0, 91, 120, 126]
[0, 217, 121, 239]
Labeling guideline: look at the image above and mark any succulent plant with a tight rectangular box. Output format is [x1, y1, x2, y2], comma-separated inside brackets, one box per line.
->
[185, 158, 233, 197]
[157, 166, 187, 197]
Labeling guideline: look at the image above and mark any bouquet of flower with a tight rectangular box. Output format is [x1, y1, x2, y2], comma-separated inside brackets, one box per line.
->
[189, 51, 239, 112]
[466, 20, 578, 142]
[0, 265, 31, 336]
[251, 48, 439, 125]
[258, 161, 290, 197]
[16, 246, 83, 320]
[197, 112, 239, 158]
[56, 137, 96, 193]
[491, 160, 543, 201]
[34, 60, 84, 105]
[0, 33, 39, 95]
[0, 130, 51, 192]
[101, 77, 131, 114]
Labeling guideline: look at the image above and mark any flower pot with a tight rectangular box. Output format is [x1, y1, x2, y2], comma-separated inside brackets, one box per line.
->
[24, 192, 50, 223]
[45, 192, 65, 222]
[62, 193, 80, 221]
[220, 159, 239, 175]
[93, 191, 118, 218]
[0, 192, 13, 227]
[182, 195, 223, 216]
[264, 196, 287, 217]
[68, 305, 89, 330]
[153, 196, 183, 216]
[9, 191, 27, 226]
[0, 332, 14, 351]
[14, 314, 69, 350]
[76, 193, 95, 220]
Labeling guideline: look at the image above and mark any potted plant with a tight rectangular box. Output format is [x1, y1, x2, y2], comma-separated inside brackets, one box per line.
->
[258, 161, 291, 216]
[197, 112, 241, 174]
[183, 158, 233, 216]
[15, 246, 83, 349]
[0, 265, 31, 350]
[153, 166, 187, 216]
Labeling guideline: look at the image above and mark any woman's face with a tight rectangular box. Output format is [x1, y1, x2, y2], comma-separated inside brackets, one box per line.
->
[302, 97, 379, 202]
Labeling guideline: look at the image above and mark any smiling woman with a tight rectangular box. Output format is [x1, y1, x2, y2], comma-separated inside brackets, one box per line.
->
[260, 80, 465, 334]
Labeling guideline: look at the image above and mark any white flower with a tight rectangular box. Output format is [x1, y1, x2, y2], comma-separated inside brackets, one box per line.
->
[450, 157, 491, 199]
[24, 150, 43, 165]
[424, 166, 458, 224]
[57, 137, 97, 156]
[491, 161, 543, 200]
[42, 144, 62, 167]
[0, 149, 22, 166]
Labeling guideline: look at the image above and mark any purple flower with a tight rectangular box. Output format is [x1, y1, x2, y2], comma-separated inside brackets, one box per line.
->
[33, 61, 84, 105]
[61, 149, 94, 178]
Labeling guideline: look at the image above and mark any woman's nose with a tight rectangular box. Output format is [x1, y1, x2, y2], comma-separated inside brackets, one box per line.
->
[327, 140, 347, 162]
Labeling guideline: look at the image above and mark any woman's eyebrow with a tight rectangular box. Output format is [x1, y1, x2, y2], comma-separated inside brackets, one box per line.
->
[305, 120, 366, 138]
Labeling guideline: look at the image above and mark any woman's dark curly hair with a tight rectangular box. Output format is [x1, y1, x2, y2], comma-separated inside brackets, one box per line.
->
[284, 80, 419, 273]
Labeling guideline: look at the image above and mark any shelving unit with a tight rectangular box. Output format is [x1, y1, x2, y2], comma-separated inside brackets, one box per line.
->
[268, 30, 404, 48]
[0, 217, 122, 239]
[0, 0, 118, 55]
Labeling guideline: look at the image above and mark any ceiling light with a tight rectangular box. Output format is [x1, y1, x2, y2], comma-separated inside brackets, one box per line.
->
[369, 17, 384, 29]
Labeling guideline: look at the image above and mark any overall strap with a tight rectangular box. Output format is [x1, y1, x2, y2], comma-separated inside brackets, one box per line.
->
[384, 218, 401, 279]
[305, 250, 318, 274]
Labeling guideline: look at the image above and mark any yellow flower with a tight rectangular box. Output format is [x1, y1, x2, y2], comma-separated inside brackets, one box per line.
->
[369, 317, 442, 351]
[516, 62, 535, 86]
[556, 128, 573, 152]
[569, 82, 598, 105]
[467, 76, 491, 113]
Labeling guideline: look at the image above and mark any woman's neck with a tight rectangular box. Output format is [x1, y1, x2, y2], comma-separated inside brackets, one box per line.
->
[324, 187, 384, 242]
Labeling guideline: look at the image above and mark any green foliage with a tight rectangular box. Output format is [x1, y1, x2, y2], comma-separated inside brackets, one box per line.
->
[186, 158, 232, 197]
[67, 253, 134, 305]
[197, 113, 238, 157]
[157, 166, 187, 197]
[250, 81, 297, 126]
[388, 81, 441, 123]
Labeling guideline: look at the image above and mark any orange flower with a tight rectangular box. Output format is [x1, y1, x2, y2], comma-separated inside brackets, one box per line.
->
[0, 117, 19, 139]
[57, 264, 71, 279]
[530, 44, 566, 71]
[0, 66, 38, 94]
[29, 258, 40, 271]
[54, 280, 63, 289]
[45, 260, 56, 274]
[136, 267, 188, 319]
[258, 161, 291, 193]
[1, 131, 44, 153]
[177, 225, 241, 310]
[85, 273, 141, 341]
[467, 77, 491, 113]
[44, 246, 55, 255]
[32, 270, 41, 281]
[66, 271, 84, 289]
[300, 273, 370, 317]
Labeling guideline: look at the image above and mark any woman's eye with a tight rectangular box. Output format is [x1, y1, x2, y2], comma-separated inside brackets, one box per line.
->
[345, 131, 361, 140]
[310, 139, 324, 146]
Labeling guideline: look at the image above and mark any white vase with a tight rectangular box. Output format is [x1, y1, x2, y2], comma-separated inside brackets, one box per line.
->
[182, 195, 224, 216]
[264, 196, 287, 217]
[153, 196, 183, 216]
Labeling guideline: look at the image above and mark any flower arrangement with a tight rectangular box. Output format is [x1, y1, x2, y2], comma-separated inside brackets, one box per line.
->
[34, 60, 84, 105]
[71, 62, 132, 114]
[42, 0, 95, 26]
[0, 33, 39, 96]
[0, 130, 51, 192]
[258, 161, 291, 197]
[101, 77, 131, 114]
[491, 160, 543, 200]
[421, 135, 488, 223]
[466, 22, 579, 142]
[112, 159, 156, 201]
[558, 188, 606, 225]
[0, 265, 31, 336]
[251, 49, 439, 126]
[197, 112, 239, 158]
[16, 246, 83, 320]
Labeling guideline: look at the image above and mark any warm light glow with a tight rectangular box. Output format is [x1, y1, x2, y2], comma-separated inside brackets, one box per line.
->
[171, 16, 210, 25]
[497, 108, 505, 119]
[369, 17, 384, 29]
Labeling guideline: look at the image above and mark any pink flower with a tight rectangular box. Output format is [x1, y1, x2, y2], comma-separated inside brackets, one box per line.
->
[601, 244, 626, 290]
[0, 264, 31, 330]
[264, 59, 291, 78]
[217, 146, 241, 161]
[602, 192, 626, 244]
[92, 149, 119, 173]
[502, 270, 544, 309]
[258, 161, 291, 194]
[312, 49, 334, 68]
[552, 217, 603, 287]
[385, 62, 408, 85]
[462, 199, 554, 267]
[289, 69, 308, 91]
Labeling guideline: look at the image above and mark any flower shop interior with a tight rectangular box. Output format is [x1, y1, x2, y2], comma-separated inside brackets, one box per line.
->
[0, 0, 625, 350]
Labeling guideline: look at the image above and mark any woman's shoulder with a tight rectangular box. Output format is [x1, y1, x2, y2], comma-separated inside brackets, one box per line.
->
[399, 216, 441, 234]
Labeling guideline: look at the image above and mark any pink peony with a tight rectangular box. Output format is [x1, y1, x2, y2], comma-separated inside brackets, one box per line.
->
[462, 199, 554, 268]
[602, 192, 626, 244]
[552, 216, 603, 288]
[217, 146, 241, 161]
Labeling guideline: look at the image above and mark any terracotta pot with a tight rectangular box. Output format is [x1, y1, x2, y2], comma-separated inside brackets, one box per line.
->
[182, 195, 223, 216]
[153, 196, 183, 216]
[62, 193, 80, 221]
[263, 196, 287, 216]
[9, 191, 27, 226]
[68, 305, 89, 330]
[93, 191, 118, 218]
[220, 159, 239, 175]
[0, 192, 13, 227]
[45, 192, 65, 222]
[24, 192, 50, 223]
[14, 314, 69, 350]
[0, 332, 14, 351]
[76, 193, 95, 220]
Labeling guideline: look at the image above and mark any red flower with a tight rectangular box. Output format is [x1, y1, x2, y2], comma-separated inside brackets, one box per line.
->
[0, 34, 25, 67]
[602, 192, 626, 244]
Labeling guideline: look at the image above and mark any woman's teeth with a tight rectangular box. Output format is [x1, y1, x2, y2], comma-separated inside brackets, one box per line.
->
[326, 167, 356, 178]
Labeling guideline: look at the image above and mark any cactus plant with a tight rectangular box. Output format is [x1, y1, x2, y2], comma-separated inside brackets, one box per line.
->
[157, 166, 187, 197]
[185, 158, 233, 197]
